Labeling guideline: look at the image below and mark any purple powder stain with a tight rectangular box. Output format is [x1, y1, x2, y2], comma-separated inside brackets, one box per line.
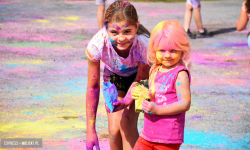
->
[0, 2, 18, 5]
[191, 115, 202, 119]
[195, 62, 237, 66]
[31, 16, 45, 19]
[212, 43, 248, 47]
[224, 43, 248, 47]
[116, 26, 121, 31]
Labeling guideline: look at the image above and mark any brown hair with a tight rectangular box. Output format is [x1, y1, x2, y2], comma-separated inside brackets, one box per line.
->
[104, 0, 150, 37]
[246, 0, 250, 14]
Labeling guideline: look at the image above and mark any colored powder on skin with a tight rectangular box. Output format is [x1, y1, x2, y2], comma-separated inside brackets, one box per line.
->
[128, 37, 135, 44]
[156, 52, 162, 63]
[109, 38, 117, 46]
[90, 119, 94, 126]
[116, 26, 121, 30]
[109, 38, 115, 42]
[108, 23, 130, 31]
[108, 23, 117, 29]
[111, 135, 116, 142]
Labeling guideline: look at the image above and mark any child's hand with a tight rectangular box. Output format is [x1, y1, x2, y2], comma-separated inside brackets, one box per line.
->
[142, 101, 158, 115]
[86, 130, 100, 150]
[112, 100, 129, 112]
[131, 86, 141, 100]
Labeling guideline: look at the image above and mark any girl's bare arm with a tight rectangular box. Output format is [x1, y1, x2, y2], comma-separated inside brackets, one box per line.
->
[86, 58, 100, 149]
[236, 8, 248, 31]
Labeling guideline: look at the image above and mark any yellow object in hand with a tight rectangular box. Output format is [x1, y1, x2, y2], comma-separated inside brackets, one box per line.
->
[133, 80, 150, 113]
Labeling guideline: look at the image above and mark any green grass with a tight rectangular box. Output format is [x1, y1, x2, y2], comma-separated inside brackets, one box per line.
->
[128, 0, 219, 2]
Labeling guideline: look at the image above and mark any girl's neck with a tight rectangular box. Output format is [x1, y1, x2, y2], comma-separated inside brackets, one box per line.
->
[159, 61, 181, 72]
[113, 44, 132, 58]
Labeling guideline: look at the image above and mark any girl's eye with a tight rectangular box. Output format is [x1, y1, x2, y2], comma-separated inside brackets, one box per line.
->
[170, 50, 177, 52]
[111, 31, 118, 34]
[124, 30, 131, 34]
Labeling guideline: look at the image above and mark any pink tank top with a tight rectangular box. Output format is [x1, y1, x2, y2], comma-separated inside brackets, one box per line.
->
[141, 65, 191, 144]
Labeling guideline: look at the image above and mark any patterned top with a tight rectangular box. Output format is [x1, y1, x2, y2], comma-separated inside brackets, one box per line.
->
[142, 65, 191, 144]
[86, 27, 149, 77]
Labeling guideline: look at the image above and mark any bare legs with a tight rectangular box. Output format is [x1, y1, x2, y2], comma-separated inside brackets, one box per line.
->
[107, 90, 139, 150]
[97, 5, 105, 30]
[184, 4, 193, 31]
[184, 4, 204, 32]
[193, 6, 204, 32]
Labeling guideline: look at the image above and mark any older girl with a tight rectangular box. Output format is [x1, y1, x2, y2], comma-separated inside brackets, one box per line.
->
[85, 1, 150, 149]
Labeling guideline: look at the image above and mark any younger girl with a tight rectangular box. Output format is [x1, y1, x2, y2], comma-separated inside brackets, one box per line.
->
[85, 0, 150, 150]
[236, 0, 250, 47]
[132, 20, 192, 150]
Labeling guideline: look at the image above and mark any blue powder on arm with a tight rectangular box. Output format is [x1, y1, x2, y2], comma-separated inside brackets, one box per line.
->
[103, 81, 118, 112]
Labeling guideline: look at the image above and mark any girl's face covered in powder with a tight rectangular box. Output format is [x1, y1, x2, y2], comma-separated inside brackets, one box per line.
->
[156, 45, 183, 71]
[107, 20, 138, 51]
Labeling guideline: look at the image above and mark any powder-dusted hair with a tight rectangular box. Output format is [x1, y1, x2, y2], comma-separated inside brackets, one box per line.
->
[104, 0, 150, 37]
[147, 20, 191, 70]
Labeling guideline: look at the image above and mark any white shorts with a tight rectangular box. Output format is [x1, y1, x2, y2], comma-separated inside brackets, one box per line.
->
[186, 0, 200, 8]
[96, 0, 116, 5]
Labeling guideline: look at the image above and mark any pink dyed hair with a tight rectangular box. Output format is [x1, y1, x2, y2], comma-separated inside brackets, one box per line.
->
[147, 20, 191, 70]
